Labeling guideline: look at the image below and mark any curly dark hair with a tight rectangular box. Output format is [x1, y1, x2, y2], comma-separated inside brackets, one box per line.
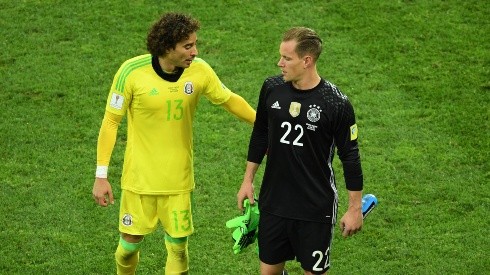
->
[146, 13, 200, 57]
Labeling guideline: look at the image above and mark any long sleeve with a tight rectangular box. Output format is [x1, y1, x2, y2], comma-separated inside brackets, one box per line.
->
[247, 80, 269, 164]
[96, 111, 123, 166]
[220, 92, 256, 125]
[334, 99, 363, 191]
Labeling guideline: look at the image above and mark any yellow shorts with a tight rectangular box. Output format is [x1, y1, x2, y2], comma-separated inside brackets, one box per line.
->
[118, 190, 194, 238]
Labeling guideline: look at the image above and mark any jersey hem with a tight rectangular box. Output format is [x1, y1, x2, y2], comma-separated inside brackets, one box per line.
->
[121, 187, 194, 195]
[261, 209, 334, 224]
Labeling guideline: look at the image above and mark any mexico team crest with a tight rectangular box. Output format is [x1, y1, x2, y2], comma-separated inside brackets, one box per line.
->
[184, 81, 194, 95]
[122, 213, 133, 226]
[289, 102, 301, 117]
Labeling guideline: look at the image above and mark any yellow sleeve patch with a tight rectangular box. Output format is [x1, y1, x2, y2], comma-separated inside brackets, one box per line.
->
[350, 124, 358, 140]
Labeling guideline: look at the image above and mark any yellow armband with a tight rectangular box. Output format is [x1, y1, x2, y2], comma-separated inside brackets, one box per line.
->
[221, 93, 256, 125]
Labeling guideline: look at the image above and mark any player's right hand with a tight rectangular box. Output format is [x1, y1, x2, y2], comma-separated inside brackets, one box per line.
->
[236, 181, 255, 211]
[92, 178, 114, 207]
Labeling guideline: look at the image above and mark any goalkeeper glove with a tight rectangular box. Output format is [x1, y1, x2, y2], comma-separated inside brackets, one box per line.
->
[362, 194, 378, 219]
[225, 199, 259, 254]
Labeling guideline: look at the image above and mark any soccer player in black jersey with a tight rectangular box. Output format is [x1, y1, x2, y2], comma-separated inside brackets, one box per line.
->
[236, 27, 364, 274]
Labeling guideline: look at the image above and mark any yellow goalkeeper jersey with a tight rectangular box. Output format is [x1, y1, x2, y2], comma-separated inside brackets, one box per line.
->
[105, 54, 231, 194]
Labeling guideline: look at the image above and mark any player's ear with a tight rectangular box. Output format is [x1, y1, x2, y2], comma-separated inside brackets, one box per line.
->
[303, 55, 313, 69]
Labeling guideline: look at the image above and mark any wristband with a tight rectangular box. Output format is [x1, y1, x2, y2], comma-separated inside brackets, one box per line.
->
[95, 166, 108, 178]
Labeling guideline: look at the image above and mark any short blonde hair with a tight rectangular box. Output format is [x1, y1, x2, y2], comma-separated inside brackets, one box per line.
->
[282, 27, 323, 61]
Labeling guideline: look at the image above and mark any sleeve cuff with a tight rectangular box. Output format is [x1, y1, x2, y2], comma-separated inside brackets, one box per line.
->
[95, 166, 108, 178]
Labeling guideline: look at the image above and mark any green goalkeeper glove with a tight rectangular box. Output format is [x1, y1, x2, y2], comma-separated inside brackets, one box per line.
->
[225, 199, 260, 254]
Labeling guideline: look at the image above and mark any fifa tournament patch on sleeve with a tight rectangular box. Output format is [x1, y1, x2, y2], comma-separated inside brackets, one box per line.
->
[110, 93, 124, 110]
[350, 124, 358, 140]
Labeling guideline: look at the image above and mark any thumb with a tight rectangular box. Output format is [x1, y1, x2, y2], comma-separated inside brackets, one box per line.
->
[237, 198, 244, 211]
[108, 189, 115, 205]
[248, 194, 255, 205]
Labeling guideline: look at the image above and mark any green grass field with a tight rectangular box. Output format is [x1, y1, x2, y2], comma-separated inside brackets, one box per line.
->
[1, 0, 488, 274]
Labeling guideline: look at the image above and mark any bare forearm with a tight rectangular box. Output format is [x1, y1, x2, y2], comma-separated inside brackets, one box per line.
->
[237, 161, 260, 209]
[243, 161, 260, 184]
[347, 190, 363, 211]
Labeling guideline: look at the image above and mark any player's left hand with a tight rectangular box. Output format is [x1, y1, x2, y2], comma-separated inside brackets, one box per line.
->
[339, 208, 363, 237]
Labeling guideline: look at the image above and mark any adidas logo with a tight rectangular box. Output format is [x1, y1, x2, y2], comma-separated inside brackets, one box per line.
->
[149, 88, 159, 96]
[271, 101, 281, 109]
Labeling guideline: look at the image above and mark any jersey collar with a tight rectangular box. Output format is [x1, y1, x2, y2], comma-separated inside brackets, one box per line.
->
[151, 55, 184, 82]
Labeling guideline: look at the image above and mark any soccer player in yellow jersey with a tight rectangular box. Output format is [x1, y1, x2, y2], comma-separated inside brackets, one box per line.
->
[91, 13, 255, 274]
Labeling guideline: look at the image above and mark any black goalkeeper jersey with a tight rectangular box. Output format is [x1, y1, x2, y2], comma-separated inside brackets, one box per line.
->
[248, 76, 363, 224]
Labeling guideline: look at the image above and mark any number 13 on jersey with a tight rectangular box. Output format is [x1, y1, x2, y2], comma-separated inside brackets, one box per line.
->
[166, 99, 184, 121]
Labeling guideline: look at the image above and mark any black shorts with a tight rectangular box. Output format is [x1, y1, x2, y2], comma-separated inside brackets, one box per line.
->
[258, 211, 334, 274]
